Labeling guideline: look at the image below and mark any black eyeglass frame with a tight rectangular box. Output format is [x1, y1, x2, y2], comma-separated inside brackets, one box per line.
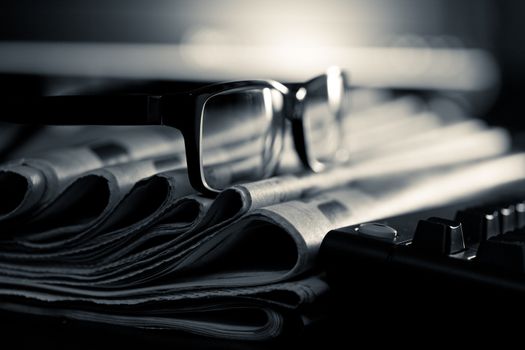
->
[2, 69, 349, 196]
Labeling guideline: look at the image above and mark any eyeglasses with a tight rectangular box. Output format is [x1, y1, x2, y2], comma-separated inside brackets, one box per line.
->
[3, 67, 349, 196]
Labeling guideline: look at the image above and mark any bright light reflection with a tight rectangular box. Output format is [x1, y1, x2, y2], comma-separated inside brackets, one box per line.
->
[327, 66, 344, 112]
[262, 87, 274, 122]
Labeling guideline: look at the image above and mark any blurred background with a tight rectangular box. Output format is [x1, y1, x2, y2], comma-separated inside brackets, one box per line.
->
[0, 0, 523, 129]
[1, 2, 525, 345]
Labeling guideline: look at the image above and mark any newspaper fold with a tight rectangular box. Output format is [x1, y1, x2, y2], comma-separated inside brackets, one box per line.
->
[1, 154, 525, 339]
[0, 127, 184, 222]
[0, 94, 520, 340]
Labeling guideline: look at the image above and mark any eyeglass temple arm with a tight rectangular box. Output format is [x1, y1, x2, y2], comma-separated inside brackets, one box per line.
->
[1, 95, 163, 125]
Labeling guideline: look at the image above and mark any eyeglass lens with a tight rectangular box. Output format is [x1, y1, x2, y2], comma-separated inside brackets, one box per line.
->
[302, 71, 345, 166]
[201, 87, 285, 190]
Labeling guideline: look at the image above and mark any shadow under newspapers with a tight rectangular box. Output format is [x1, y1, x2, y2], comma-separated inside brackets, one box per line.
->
[0, 91, 524, 341]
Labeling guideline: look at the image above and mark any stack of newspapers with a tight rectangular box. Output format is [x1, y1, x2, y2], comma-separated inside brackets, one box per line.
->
[0, 91, 524, 340]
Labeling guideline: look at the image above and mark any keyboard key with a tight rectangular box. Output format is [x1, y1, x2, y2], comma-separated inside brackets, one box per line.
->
[356, 223, 398, 240]
[455, 207, 500, 244]
[412, 217, 465, 255]
[515, 201, 525, 229]
[497, 204, 516, 234]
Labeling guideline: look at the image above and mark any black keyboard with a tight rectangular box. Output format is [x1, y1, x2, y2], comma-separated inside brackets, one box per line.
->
[319, 182, 525, 315]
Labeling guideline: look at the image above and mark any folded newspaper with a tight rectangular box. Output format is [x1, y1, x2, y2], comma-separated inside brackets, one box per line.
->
[0, 93, 523, 340]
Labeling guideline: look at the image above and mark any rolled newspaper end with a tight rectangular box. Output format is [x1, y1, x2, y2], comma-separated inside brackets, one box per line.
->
[0, 165, 46, 222]
[0, 148, 105, 223]
[14, 156, 185, 248]
[0, 127, 186, 223]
